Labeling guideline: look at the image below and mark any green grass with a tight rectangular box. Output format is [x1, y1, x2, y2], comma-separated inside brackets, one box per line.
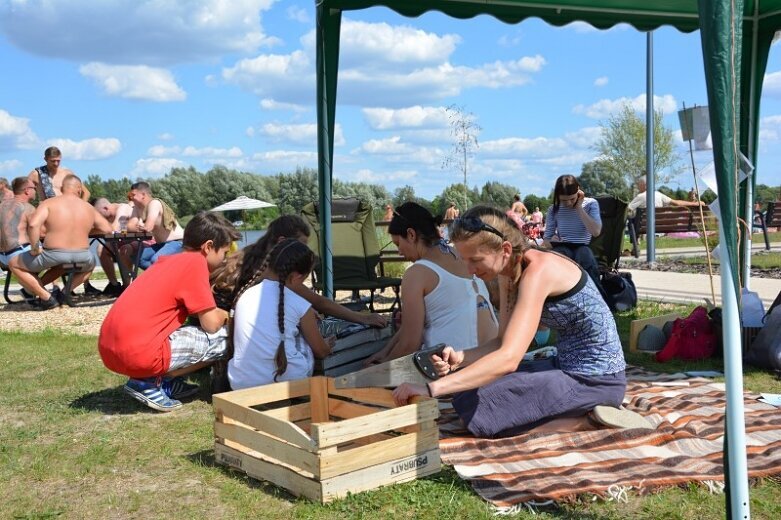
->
[2, 305, 780, 519]
[683, 251, 781, 269]
[648, 231, 781, 251]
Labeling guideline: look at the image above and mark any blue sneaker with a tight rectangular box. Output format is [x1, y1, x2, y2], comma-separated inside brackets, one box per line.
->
[161, 377, 199, 400]
[123, 378, 182, 412]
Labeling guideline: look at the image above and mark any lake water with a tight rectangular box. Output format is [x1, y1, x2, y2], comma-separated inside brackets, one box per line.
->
[237, 229, 266, 249]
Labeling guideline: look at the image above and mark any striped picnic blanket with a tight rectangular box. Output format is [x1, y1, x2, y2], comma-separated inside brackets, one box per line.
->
[438, 368, 781, 506]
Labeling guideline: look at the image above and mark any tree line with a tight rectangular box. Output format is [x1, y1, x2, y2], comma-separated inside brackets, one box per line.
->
[84, 165, 779, 229]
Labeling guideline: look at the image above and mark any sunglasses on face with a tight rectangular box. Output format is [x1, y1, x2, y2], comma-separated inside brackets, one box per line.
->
[454, 216, 505, 240]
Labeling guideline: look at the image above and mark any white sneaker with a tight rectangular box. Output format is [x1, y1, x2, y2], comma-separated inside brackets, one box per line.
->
[592, 406, 654, 430]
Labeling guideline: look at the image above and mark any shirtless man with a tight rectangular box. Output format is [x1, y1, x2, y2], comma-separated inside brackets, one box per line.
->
[0, 177, 14, 201]
[124, 181, 184, 269]
[510, 194, 529, 220]
[28, 146, 91, 202]
[444, 201, 459, 220]
[93, 197, 135, 295]
[0, 177, 36, 267]
[10, 175, 112, 310]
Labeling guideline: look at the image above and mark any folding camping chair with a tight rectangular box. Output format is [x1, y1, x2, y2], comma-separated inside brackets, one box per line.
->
[301, 198, 402, 313]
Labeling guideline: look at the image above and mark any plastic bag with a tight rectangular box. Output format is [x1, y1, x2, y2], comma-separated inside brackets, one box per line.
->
[741, 288, 766, 328]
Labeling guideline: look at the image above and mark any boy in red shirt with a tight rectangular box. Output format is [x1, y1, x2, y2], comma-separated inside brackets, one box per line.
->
[99, 211, 240, 411]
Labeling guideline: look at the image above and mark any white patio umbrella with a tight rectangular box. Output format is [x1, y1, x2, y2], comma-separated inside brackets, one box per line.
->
[210, 196, 276, 242]
[210, 195, 276, 212]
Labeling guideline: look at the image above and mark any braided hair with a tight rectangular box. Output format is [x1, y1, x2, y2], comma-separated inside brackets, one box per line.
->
[232, 215, 310, 300]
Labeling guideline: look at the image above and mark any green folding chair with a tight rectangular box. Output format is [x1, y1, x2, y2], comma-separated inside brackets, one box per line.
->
[301, 198, 401, 313]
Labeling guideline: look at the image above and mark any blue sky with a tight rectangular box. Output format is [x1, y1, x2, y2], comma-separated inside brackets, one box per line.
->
[0, 0, 779, 200]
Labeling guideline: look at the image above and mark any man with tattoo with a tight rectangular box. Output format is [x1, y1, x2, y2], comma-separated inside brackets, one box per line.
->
[28, 146, 91, 201]
[0, 177, 37, 267]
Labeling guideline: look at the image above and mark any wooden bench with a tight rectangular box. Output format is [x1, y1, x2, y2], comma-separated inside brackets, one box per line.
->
[628, 206, 716, 257]
[755, 201, 781, 251]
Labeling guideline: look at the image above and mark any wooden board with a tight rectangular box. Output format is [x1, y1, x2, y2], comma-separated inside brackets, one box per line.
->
[629, 312, 681, 352]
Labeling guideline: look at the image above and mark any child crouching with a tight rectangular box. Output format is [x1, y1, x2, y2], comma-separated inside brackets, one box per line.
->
[228, 239, 335, 389]
[98, 211, 240, 412]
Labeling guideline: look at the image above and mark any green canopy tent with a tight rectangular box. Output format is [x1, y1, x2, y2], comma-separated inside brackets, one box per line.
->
[315, 2, 781, 517]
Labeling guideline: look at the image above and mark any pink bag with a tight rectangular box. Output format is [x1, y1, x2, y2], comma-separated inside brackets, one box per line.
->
[655, 306, 717, 362]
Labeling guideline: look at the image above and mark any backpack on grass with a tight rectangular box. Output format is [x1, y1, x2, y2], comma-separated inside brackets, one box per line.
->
[655, 306, 717, 362]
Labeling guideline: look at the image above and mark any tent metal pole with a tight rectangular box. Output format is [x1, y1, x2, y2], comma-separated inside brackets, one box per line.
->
[719, 218, 751, 519]
[645, 30, 655, 263]
[316, 5, 336, 299]
[743, 6, 760, 289]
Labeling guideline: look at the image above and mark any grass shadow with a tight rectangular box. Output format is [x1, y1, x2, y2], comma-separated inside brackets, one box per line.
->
[186, 449, 300, 501]
[69, 385, 159, 415]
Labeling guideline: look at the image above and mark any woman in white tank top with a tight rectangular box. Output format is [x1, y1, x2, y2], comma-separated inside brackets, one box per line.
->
[366, 202, 498, 365]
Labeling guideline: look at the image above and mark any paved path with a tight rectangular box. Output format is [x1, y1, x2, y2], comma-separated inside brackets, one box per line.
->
[625, 269, 781, 308]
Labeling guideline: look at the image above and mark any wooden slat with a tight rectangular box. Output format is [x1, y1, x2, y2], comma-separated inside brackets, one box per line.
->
[215, 421, 319, 475]
[213, 396, 315, 450]
[320, 339, 387, 369]
[629, 312, 681, 352]
[326, 379, 398, 408]
[260, 402, 311, 422]
[214, 378, 311, 407]
[214, 442, 322, 502]
[312, 399, 439, 447]
[319, 429, 439, 479]
[320, 447, 441, 502]
[328, 397, 383, 420]
[310, 377, 330, 424]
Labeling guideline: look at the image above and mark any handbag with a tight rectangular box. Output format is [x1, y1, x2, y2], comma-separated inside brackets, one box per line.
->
[745, 305, 781, 372]
[600, 270, 637, 312]
[656, 306, 717, 362]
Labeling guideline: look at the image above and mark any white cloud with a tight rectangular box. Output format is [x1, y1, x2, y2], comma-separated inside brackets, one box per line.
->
[157, 132, 175, 141]
[763, 71, 781, 98]
[480, 136, 570, 158]
[286, 5, 309, 23]
[0, 0, 278, 66]
[222, 19, 546, 108]
[260, 99, 308, 112]
[148, 144, 243, 159]
[759, 114, 781, 141]
[334, 20, 460, 68]
[46, 138, 121, 160]
[80, 63, 186, 102]
[132, 157, 187, 177]
[256, 122, 345, 146]
[182, 146, 243, 158]
[0, 159, 23, 174]
[572, 94, 678, 119]
[564, 127, 602, 148]
[594, 76, 609, 87]
[498, 31, 523, 47]
[148, 145, 180, 157]
[0, 109, 39, 151]
[353, 168, 417, 183]
[362, 106, 448, 130]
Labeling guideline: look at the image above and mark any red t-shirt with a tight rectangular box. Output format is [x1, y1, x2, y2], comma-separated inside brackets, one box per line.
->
[98, 251, 216, 378]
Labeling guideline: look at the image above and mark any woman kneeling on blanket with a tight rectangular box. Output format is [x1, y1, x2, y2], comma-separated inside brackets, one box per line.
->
[393, 205, 648, 437]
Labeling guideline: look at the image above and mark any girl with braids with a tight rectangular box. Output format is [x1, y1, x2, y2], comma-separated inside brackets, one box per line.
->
[365, 202, 497, 365]
[228, 239, 335, 389]
[210, 214, 386, 328]
[392, 206, 646, 436]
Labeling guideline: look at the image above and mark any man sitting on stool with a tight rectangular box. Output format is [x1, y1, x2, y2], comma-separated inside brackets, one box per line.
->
[93, 197, 135, 296]
[9, 175, 112, 309]
[122, 181, 184, 270]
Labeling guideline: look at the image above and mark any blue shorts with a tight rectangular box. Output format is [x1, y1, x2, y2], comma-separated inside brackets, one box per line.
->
[138, 240, 183, 269]
[0, 243, 31, 267]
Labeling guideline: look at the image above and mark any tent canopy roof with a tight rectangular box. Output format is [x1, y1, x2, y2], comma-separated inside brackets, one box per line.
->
[320, 0, 781, 33]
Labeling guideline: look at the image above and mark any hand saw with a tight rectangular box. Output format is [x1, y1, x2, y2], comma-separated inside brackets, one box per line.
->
[333, 344, 446, 388]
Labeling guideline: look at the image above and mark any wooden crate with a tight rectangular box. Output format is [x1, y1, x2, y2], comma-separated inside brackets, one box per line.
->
[213, 376, 441, 503]
[315, 326, 393, 377]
